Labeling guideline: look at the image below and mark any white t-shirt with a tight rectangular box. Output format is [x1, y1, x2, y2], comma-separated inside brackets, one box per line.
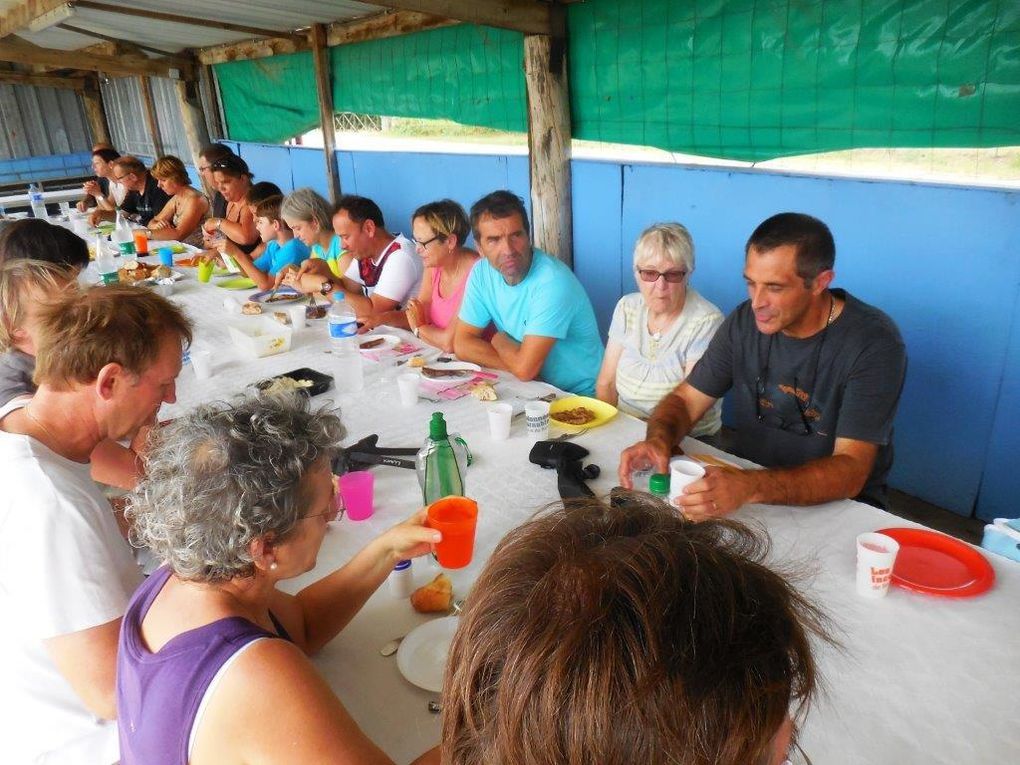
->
[343, 234, 422, 306]
[0, 401, 142, 764]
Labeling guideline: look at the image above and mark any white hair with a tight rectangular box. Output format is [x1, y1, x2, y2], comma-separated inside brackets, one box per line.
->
[632, 222, 695, 274]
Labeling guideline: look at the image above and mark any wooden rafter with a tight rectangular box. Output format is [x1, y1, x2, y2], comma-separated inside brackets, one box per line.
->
[0, 69, 88, 90]
[0, 38, 194, 79]
[57, 21, 181, 59]
[72, 1, 303, 42]
[366, 1, 554, 36]
[0, 0, 69, 38]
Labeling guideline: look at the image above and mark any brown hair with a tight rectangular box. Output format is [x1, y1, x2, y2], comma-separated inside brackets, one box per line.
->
[33, 284, 193, 390]
[254, 195, 287, 228]
[150, 155, 190, 186]
[469, 190, 529, 241]
[113, 156, 146, 177]
[0, 259, 76, 351]
[412, 199, 471, 246]
[0, 218, 89, 269]
[442, 495, 832, 765]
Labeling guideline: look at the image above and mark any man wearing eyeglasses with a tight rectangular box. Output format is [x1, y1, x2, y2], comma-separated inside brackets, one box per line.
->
[454, 191, 604, 396]
[620, 212, 906, 514]
[87, 156, 170, 227]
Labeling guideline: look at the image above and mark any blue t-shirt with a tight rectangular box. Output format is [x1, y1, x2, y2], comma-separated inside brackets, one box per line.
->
[459, 250, 604, 395]
[252, 238, 310, 276]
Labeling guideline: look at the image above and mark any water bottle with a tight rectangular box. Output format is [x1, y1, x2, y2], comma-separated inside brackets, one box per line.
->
[328, 292, 363, 393]
[96, 235, 118, 285]
[648, 473, 670, 500]
[28, 183, 46, 220]
[112, 210, 136, 257]
[416, 412, 467, 504]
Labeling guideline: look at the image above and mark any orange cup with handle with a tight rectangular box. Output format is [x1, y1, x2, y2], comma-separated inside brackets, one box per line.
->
[426, 496, 478, 569]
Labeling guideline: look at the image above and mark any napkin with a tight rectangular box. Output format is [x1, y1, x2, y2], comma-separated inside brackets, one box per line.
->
[420, 372, 499, 400]
[360, 341, 421, 362]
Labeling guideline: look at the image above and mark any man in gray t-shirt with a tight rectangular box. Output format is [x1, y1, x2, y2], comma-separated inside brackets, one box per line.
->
[619, 212, 907, 514]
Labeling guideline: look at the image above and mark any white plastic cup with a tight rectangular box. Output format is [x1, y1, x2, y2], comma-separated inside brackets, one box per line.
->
[667, 457, 706, 501]
[487, 402, 513, 441]
[525, 400, 550, 439]
[856, 532, 900, 598]
[286, 304, 306, 331]
[191, 348, 213, 380]
[397, 373, 420, 407]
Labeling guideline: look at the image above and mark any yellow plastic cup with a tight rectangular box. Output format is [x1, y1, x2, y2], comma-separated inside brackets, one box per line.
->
[197, 259, 214, 283]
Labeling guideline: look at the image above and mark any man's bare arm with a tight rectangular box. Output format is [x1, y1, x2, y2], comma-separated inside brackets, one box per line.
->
[454, 321, 508, 372]
[489, 332, 556, 381]
[44, 618, 122, 720]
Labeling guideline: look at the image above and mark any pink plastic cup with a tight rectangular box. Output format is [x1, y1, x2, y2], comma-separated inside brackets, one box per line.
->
[339, 471, 374, 521]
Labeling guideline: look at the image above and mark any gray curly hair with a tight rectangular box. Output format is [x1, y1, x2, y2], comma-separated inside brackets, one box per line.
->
[126, 392, 345, 582]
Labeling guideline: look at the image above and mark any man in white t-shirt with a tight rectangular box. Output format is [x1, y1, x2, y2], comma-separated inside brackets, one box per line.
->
[298, 194, 421, 331]
[0, 284, 192, 764]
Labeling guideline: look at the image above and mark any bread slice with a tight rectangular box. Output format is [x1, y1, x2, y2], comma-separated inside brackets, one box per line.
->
[410, 573, 453, 613]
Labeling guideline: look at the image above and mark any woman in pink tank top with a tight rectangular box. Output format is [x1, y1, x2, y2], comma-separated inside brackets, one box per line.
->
[404, 200, 482, 352]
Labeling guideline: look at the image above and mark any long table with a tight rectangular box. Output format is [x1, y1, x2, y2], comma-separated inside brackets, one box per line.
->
[0, 187, 83, 209]
[145, 267, 1020, 765]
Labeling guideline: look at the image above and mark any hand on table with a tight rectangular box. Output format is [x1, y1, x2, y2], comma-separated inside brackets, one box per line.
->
[617, 438, 672, 488]
[378, 509, 442, 562]
[673, 466, 757, 521]
[88, 208, 108, 226]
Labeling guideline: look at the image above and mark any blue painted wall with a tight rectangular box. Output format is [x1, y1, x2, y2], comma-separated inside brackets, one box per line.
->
[0, 152, 93, 187]
[202, 142, 1020, 518]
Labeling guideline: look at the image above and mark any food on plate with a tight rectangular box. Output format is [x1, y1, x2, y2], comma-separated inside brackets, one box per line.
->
[421, 366, 467, 379]
[153, 264, 172, 280]
[551, 406, 597, 426]
[259, 376, 313, 395]
[265, 292, 296, 303]
[407, 356, 426, 368]
[469, 381, 497, 401]
[241, 301, 262, 315]
[307, 303, 328, 320]
[359, 337, 386, 350]
[411, 573, 453, 613]
[272, 311, 290, 325]
[117, 260, 157, 283]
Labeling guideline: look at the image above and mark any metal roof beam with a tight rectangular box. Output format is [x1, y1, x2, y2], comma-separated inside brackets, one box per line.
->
[0, 38, 194, 79]
[366, 1, 554, 36]
[71, 1, 304, 42]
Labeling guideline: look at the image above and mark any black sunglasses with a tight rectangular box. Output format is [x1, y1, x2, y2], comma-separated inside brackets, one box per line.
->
[636, 268, 687, 284]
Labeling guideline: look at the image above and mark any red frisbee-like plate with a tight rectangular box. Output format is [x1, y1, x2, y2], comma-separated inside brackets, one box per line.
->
[877, 527, 995, 598]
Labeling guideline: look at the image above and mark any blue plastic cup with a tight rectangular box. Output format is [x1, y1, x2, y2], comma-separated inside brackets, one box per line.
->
[158, 247, 174, 267]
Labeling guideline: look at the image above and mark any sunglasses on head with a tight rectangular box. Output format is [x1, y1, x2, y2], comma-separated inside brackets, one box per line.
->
[636, 268, 687, 283]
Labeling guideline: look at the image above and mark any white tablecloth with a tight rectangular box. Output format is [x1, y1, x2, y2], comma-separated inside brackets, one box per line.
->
[154, 269, 1020, 765]
[0, 187, 83, 209]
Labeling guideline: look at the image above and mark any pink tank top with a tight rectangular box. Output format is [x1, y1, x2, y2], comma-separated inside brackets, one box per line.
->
[429, 261, 475, 330]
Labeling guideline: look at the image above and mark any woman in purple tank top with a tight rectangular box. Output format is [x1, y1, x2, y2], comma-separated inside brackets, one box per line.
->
[117, 394, 440, 765]
[404, 199, 483, 353]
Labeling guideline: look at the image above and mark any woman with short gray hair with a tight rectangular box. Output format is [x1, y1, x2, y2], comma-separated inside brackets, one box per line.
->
[117, 393, 439, 765]
[596, 222, 724, 436]
[279, 187, 348, 282]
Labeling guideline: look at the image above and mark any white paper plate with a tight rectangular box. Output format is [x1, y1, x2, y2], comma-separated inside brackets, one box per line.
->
[419, 361, 481, 380]
[358, 333, 399, 351]
[395, 615, 459, 693]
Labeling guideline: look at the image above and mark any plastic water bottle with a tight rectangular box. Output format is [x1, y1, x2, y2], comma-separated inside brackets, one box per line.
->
[112, 210, 136, 257]
[416, 412, 467, 503]
[96, 235, 118, 285]
[328, 292, 363, 393]
[28, 183, 46, 220]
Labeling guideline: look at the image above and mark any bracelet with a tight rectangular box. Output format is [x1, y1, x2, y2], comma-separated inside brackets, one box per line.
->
[216, 218, 222, 232]
[412, 326, 421, 338]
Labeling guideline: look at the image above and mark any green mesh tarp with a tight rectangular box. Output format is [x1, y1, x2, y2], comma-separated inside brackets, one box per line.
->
[330, 25, 526, 132]
[568, 0, 1020, 161]
[214, 51, 319, 144]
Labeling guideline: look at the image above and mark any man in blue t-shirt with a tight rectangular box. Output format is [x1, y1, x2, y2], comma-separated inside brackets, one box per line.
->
[455, 191, 603, 395]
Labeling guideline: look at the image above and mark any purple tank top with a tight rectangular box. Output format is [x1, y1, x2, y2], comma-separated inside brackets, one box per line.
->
[117, 566, 292, 765]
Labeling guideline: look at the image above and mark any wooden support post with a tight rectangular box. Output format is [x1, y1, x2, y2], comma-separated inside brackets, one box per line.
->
[200, 65, 225, 139]
[138, 76, 164, 158]
[524, 31, 573, 266]
[175, 78, 212, 174]
[81, 77, 110, 146]
[310, 23, 341, 204]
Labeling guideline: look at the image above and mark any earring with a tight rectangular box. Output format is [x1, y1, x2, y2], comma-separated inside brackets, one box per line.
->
[269, 562, 278, 571]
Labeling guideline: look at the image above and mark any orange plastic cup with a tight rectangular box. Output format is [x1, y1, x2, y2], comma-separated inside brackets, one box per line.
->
[133, 230, 149, 255]
[426, 496, 478, 569]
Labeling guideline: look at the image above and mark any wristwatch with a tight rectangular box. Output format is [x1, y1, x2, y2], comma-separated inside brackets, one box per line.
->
[412, 327, 421, 338]
[216, 218, 222, 231]
[320, 279, 333, 296]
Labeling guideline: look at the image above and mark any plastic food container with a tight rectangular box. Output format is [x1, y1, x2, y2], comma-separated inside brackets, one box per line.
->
[227, 317, 293, 359]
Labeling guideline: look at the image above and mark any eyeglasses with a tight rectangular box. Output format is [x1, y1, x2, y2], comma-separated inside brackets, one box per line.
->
[413, 234, 442, 250]
[636, 268, 687, 284]
[299, 489, 345, 523]
[113, 172, 133, 182]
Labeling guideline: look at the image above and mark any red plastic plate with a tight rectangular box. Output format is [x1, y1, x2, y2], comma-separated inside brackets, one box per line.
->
[877, 527, 995, 598]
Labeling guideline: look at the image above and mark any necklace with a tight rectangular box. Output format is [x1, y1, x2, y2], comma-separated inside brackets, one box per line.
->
[825, 292, 836, 328]
[24, 404, 58, 444]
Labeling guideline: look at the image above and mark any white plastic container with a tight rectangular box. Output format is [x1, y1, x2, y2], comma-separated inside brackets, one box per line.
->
[389, 559, 415, 598]
[227, 317, 293, 359]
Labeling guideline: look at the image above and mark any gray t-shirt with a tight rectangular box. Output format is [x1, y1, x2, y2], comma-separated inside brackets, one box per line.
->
[0, 350, 36, 408]
[686, 289, 907, 508]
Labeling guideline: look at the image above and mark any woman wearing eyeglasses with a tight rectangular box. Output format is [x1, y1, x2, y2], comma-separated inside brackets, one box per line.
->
[595, 223, 724, 436]
[117, 393, 439, 765]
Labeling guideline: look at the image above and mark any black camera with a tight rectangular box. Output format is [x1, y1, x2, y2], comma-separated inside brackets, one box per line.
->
[528, 440, 601, 499]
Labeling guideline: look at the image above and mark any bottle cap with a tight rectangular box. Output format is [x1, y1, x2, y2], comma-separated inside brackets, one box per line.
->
[393, 559, 412, 571]
[648, 473, 670, 496]
[332, 291, 345, 301]
[428, 412, 448, 440]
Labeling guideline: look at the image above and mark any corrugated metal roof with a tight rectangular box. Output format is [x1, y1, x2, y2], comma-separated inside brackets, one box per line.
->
[0, 82, 90, 159]
[13, 0, 386, 54]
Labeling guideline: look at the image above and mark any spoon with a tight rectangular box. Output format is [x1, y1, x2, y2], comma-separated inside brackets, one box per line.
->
[378, 599, 465, 657]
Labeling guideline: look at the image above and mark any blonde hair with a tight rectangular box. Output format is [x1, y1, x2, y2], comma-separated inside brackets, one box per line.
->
[633, 222, 695, 273]
[412, 199, 471, 245]
[33, 284, 193, 390]
[150, 155, 190, 186]
[0, 259, 75, 352]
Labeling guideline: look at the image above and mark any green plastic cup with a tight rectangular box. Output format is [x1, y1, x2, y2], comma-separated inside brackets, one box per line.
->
[197, 259, 214, 283]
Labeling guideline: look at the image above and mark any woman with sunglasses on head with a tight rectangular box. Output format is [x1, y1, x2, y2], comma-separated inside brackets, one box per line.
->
[117, 392, 439, 765]
[595, 223, 724, 436]
[200, 154, 260, 254]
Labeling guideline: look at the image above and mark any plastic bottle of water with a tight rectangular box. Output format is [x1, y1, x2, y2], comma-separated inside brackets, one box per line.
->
[28, 183, 47, 220]
[112, 209, 136, 257]
[96, 235, 119, 285]
[416, 412, 466, 504]
[327, 292, 363, 393]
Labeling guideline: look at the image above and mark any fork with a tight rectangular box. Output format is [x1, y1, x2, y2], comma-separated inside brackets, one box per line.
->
[551, 427, 589, 441]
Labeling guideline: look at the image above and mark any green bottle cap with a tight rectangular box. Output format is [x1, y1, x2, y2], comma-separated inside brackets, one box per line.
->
[648, 473, 670, 496]
[428, 412, 448, 439]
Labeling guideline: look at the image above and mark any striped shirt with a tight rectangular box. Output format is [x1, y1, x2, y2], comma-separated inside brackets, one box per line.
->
[607, 289, 724, 435]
